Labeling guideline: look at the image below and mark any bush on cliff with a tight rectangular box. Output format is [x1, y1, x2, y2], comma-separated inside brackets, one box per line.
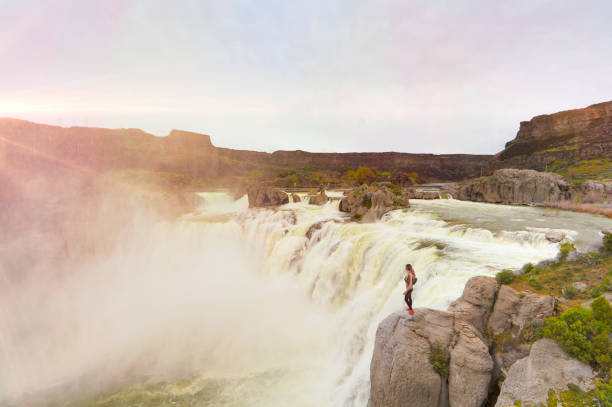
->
[428, 342, 449, 378]
[496, 269, 515, 284]
[539, 297, 612, 373]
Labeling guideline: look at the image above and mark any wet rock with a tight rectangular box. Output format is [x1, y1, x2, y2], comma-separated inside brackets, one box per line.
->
[340, 185, 409, 221]
[308, 190, 329, 205]
[291, 193, 301, 203]
[247, 186, 289, 208]
[545, 230, 565, 243]
[495, 339, 595, 407]
[448, 276, 498, 336]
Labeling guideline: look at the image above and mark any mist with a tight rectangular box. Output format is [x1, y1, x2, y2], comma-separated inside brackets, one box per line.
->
[0, 182, 335, 405]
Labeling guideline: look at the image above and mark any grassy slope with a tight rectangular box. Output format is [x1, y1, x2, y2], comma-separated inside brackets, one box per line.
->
[499, 241, 612, 406]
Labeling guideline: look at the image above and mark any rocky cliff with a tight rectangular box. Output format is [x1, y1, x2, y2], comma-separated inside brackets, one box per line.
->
[369, 276, 559, 407]
[492, 101, 612, 171]
[0, 118, 491, 184]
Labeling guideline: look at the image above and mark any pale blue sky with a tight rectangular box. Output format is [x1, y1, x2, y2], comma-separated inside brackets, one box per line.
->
[1, 0, 611, 153]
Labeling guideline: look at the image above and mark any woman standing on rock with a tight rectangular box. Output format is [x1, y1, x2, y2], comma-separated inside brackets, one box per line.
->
[403, 264, 417, 314]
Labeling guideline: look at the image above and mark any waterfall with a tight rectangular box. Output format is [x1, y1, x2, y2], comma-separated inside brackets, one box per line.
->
[3, 192, 609, 407]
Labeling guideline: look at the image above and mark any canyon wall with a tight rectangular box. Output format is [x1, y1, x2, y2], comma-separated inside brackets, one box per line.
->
[492, 101, 612, 171]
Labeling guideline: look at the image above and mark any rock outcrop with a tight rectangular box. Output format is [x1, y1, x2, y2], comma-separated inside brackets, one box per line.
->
[492, 100, 612, 171]
[545, 231, 565, 243]
[308, 190, 329, 205]
[369, 309, 454, 407]
[369, 276, 558, 407]
[339, 185, 409, 221]
[448, 169, 572, 204]
[448, 276, 498, 335]
[495, 339, 595, 407]
[246, 186, 289, 208]
[290, 193, 301, 203]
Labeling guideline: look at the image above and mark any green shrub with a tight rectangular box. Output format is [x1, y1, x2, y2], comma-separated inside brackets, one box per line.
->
[387, 183, 402, 196]
[429, 342, 449, 378]
[540, 302, 612, 371]
[529, 279, 543, 290]
[560, 243, 576, 259]
[595, 377, 612, 405]
[588, 286, 602, 298]
[523, 263, 534, 273]
[591, 296, 612, 326]
[601, 278, 612, 292]
[562, 285, 578, 299]
[584, 251, 603, 266]
[496, 270, 516, 285]
[352, 213, 362, 220]
[604, 234, 612, 252]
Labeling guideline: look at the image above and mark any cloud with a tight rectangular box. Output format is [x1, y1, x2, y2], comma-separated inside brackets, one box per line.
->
[1, 0, 611, 153]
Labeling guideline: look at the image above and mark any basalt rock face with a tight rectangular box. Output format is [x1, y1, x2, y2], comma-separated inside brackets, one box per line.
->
[368, 276, 557, 407]
[492, 101, 612, 170]
[448, 169, 572, 204]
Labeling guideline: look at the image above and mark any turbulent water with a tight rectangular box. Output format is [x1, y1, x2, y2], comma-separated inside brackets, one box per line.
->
[2, 193, 611, 407]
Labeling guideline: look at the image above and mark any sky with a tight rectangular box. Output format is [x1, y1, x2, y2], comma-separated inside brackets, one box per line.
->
[0, 0, 611, 154]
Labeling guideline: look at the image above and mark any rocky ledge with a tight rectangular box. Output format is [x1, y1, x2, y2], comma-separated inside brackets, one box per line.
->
[369, 276, 569, 407]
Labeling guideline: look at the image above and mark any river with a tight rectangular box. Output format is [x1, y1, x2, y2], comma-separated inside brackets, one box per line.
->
[1, 193, 611, 406]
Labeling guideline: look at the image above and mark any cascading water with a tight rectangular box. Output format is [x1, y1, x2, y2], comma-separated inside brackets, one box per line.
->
[2, 192, 611, 406]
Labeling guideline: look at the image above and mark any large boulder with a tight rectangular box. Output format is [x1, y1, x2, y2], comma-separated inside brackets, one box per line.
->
[488, 285, 555, 337]
[290, 193, 301, 203]
[246, 186, 289, 208]
[452, 169, 572, 204]
[449, 321, 494, 407]
[488, 285, 556, 375]
[308, 190, 328, 205]
[369, 309, 454, 407]
[340, 185, 409, 221]
[495, 339, 595, 407]
[448, 276, 498, 336]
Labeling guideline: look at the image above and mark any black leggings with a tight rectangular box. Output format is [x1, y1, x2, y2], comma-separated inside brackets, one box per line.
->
[404, 289, 413, 310]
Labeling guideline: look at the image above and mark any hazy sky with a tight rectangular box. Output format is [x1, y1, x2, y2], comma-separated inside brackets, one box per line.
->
[1, 1, 611, 154]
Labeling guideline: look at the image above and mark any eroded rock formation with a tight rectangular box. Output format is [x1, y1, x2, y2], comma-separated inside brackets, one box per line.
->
[445, 169, 572, 204]
[369, 276, 557, 407]
[246, 186, 289, 207]
[339, 185, 410, 221]
[495, 339, 595, 407]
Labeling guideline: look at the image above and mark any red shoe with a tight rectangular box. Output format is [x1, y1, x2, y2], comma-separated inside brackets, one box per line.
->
[408, 309, 415, 315]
